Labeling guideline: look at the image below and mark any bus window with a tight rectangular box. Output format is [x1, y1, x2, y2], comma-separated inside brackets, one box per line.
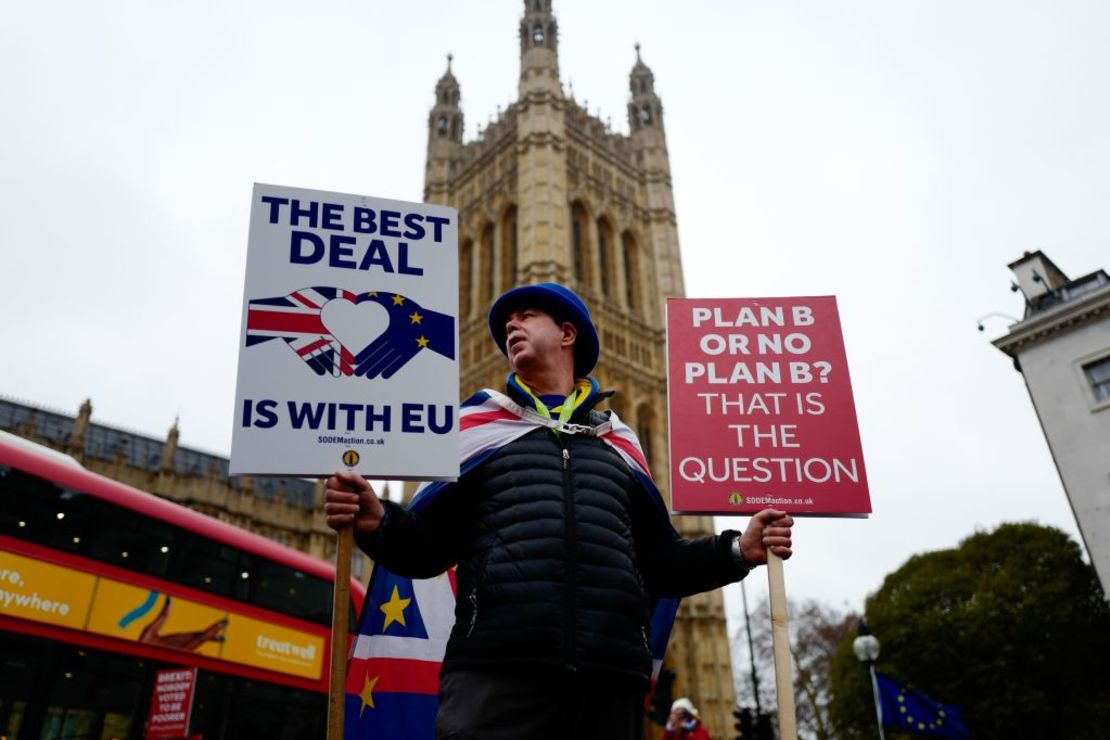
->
[252, 558, 331, 626]
[188, 669, 326, 740]
[171, 529, 251, 601]
[0, 465, 93, 557]
[0, 632, 147, 740]
[84, 494, 177, 581]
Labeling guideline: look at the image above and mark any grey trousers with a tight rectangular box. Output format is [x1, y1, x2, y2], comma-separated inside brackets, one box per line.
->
[436, 667, 645, 740]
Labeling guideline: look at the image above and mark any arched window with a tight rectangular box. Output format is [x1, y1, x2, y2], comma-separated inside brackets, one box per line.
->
[479, 223, 496, 311]
[621, 230, 641, 311]
[500, 206, 518, 291]
[459, 238, 474, 317]
[532, 22, 545, 45]
[570, 202, 591, 289]
[596, 217, 614, 298]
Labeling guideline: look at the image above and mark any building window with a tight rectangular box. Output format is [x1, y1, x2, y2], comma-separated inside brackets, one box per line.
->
[1085, 357, 1110, 403]
[570, 202, 590, 288]
[459, 239, 473, 317]
[622, 231, 640, 312]
[597, 218, 613, 298]
[572, 220, 583, 282]
[501, 206, 518, 291]
[480, 224, 495, 311]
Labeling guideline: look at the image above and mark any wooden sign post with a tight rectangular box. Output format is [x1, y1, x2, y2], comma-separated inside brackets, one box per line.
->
[327, 527, 354, 740]
[767, 552, 797, 740]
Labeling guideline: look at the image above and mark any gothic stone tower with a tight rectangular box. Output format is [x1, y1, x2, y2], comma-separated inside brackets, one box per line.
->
[423, 2, 736, 736]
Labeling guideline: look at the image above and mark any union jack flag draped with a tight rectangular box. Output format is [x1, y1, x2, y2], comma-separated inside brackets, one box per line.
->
[344, 389, 680, 739]
[246, 287, 359, 377]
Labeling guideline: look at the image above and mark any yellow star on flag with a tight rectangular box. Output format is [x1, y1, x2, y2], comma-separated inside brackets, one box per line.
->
[409, 311, 423, 324]
[416, 335, 430, 349]
[392, 294, 405, 306]
[380, 584, 411, 631]
[366, 291, 378, 298]
[358, 672, 379, 717]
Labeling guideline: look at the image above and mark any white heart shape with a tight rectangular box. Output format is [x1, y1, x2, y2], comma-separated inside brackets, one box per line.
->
[320, 297, 390, 355]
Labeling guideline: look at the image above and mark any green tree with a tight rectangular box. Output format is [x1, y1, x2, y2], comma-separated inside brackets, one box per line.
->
[829, 523, 1110, 739]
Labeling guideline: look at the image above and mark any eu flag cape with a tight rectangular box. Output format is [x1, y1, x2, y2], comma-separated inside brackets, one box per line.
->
[343, 388, 680, 739]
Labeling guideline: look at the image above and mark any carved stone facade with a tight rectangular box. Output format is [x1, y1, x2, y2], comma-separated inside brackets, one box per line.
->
[0, 396, 373, 584]
[422, 2, 736, 735]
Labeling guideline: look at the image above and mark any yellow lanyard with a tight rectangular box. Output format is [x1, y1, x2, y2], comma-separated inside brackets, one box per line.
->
[516, 377, 582, 433]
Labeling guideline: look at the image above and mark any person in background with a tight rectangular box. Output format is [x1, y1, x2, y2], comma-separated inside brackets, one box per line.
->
[663, 697, 710, 740]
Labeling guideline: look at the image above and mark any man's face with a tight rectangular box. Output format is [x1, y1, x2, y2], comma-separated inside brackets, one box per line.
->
[504, 307, 575, 375]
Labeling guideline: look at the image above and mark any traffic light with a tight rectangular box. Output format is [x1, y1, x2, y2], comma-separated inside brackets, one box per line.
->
[733, 706, 754, 739]
[756, 711, 774, 740]
[647, 668, 675, 725]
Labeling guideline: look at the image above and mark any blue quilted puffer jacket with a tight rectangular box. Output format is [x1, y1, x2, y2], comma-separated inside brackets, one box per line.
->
[359, 391, 747, 684]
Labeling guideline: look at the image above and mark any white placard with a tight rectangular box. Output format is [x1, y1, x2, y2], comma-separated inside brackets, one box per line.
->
[230, 183, 459, 479]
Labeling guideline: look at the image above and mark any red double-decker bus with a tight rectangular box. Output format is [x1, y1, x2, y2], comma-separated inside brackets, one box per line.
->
[0, 433, 365, 739]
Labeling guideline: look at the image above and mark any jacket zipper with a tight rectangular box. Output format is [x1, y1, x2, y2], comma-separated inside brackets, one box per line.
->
[561, 444, 577, 672]
[467, 588, 478, 637]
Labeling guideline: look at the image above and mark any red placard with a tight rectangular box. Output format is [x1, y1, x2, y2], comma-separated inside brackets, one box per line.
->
[666, 297, 870, 516]
[144, 667, 197, 739]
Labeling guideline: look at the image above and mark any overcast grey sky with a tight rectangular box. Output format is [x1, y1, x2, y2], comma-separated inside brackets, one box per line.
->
[3, 0, 1108, 660]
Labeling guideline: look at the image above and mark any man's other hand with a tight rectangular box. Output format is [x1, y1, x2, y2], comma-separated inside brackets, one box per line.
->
[324, 471, 386, 537]
[739, 508, 794, 565]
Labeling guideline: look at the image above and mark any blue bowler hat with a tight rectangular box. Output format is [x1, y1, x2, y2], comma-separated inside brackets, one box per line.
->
[488, 282, 600, 377]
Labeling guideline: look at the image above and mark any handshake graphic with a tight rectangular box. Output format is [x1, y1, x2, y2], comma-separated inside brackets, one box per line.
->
[246, 286, 455, 379]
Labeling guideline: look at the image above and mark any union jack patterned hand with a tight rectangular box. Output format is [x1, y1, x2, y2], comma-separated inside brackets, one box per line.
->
[245, 287, 358, 376]
[354, 292, 456, 379]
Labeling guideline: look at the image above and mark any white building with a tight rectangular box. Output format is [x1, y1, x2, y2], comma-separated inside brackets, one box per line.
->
[993, 251, 1110, 598]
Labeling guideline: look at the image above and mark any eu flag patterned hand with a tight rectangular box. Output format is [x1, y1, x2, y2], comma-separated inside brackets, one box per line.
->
[354, 292, 456, 379]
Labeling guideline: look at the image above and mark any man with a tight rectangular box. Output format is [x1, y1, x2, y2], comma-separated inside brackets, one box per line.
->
[325, 282, 793, 739]
[663, 698, 710, 740]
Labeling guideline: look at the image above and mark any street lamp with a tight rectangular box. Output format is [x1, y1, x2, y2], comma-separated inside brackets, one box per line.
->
[852, 619, 885, 740]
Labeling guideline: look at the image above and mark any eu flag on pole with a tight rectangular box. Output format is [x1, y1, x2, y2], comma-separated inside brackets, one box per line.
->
[875, 671, 969, 738]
